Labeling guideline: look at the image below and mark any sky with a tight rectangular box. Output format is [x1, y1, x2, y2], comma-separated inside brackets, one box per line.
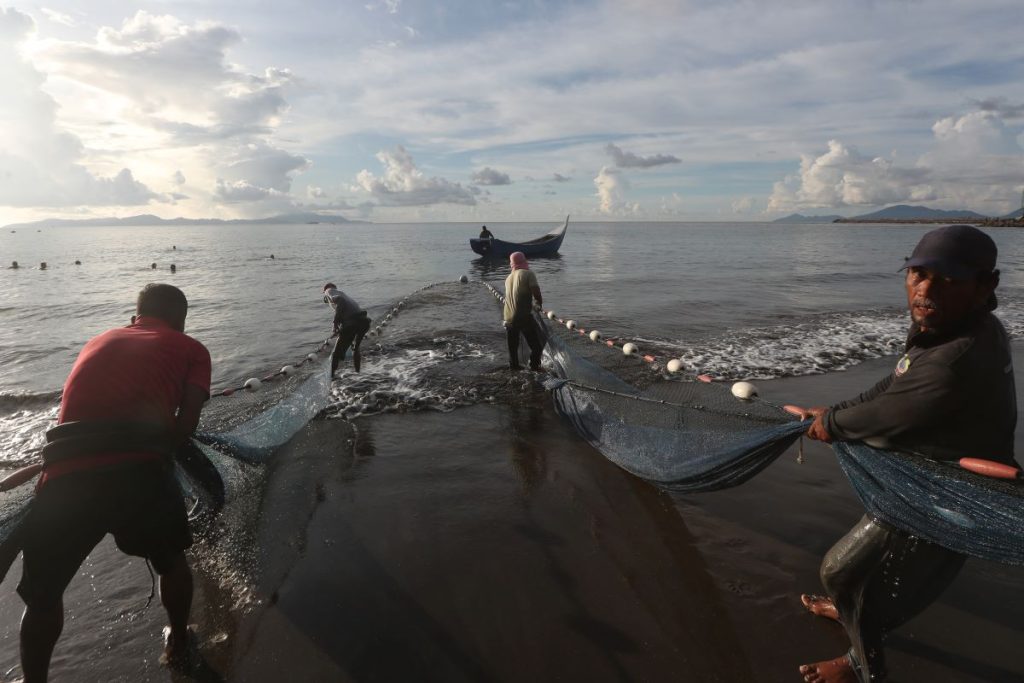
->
[1, 0, 1023, 224]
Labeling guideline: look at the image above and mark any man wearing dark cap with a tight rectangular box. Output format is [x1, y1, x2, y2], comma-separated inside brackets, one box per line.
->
[787, 225, 1015, 683]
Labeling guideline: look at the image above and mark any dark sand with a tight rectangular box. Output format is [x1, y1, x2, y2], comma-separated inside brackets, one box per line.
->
[1, 353, 1022, 681]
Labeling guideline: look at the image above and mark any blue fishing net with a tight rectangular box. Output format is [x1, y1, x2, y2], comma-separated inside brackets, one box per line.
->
[834, 442, 1024, 565]
[539, 313, 1024, 565]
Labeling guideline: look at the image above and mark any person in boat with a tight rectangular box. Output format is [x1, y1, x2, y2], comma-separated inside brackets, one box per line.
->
[479, 225, 494, 239]
[787, 225, 1015, 683]
[503, 252, 545, 371]
[324, 283, 371, 376]
[17, 283, 212, 679]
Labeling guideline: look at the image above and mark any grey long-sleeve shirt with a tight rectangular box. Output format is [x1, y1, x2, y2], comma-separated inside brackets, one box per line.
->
[324, 287, 365, 329]
[825, 311, 1017, 464]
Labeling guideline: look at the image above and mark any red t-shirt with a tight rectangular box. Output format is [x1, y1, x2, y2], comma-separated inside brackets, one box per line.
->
[44, 316, 211, 483]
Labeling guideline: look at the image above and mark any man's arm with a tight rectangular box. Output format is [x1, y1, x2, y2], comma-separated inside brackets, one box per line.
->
[824, 363, 959, 443]
[531, 285, 543, 309]
[173, 384, 208, 448]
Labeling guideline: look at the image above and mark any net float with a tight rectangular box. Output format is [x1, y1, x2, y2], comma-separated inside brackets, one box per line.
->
[731, 381, 758, 400]
[243, 378, 262, 391]
[959, 458, 1022, 479]
[589, 330, 602, 341]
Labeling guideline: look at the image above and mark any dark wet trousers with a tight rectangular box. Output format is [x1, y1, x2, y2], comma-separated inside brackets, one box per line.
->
[506, 316, 543, 370]
[332, 313, 371, 376]
[820, 515, 966, 682]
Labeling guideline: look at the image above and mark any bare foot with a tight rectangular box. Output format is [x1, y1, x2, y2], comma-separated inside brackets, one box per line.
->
[800, 594, 840, 622]
[160, 625, 197, 669]
[799, 655, 858, 682]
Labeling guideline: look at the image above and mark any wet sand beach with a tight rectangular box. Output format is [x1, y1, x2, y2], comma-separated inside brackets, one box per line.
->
[2, 350, 1021, 682]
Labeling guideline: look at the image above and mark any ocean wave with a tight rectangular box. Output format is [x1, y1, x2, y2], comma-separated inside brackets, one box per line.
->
[0, 390, 61, 415]
[628, 302, 1023, 381]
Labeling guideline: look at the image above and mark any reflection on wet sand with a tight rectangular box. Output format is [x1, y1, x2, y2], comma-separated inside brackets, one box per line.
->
[226, 397, 753, 681]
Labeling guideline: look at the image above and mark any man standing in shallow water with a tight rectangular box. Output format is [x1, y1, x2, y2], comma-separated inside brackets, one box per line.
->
[787, 225, 1016, 683]
[17, 283, 211, 680]
[503, 251, 545, 371]
[324, 282, 371, 377]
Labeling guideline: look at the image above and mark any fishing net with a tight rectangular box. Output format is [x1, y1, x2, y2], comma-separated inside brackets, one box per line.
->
[538, 311, 805, 491]
[833, 443, 1024, 565]
[537, 311, 1024, 565]
[198, 341, 333, 462]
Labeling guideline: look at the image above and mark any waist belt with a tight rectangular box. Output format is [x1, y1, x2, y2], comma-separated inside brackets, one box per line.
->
[42, 421, 174, 465]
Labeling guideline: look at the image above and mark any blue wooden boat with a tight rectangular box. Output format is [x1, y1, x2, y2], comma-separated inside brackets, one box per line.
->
[470, 216, 568, 258]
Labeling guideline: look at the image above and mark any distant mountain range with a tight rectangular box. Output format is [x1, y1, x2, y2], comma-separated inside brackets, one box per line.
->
[774, 204, 1022, 224]
[849, 205, 989, 220]
[772, 213, 843, 223]
[3, 212, 355, 230]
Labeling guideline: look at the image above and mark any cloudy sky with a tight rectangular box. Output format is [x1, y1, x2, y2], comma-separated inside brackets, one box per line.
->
[2, 0, 1022, 223]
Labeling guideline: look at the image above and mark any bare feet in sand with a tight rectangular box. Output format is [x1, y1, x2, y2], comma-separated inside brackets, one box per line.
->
[800, 594, 840, 622]
[799, 655, 858, 682]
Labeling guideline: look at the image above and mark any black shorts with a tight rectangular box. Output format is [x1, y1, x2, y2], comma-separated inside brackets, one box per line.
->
[17, 461, 192, 608]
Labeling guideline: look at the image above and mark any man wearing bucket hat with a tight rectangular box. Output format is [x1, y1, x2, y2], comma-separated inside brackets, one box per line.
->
[787, 225, 1016, 683]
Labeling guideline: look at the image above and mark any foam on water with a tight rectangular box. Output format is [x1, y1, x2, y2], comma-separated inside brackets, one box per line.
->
[326, 339, 502, 419]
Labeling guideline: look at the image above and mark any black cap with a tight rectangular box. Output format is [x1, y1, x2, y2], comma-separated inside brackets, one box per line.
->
[900, 224, 997, 279]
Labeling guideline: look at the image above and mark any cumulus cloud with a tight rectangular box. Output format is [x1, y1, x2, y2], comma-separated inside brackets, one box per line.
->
[731, 196, 758, 214]
[605, 143, 681, 169]
[214, 179, 287, 202]
[470, 167, 511, 186]
[0, 8, 161, 208]
[594, 166, 628, 214]
[355, 146, 476, 206]
[307, 185, 326, 198]
[769, 111, 1023, 214]
[25, 11, 309, 214]
[768, 140, 934, 212]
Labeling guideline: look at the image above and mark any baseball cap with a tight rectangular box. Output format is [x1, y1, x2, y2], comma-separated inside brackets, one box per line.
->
[900, 224, 997, 279]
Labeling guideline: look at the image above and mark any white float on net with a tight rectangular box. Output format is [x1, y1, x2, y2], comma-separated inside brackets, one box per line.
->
[622, 343, 638, 356]
[666, 359, 683, 373]
[281, 365, 296, 376]
[243, 378, 262, 391]
[731, 381, 758, 400]
[589, 330, 602, 342]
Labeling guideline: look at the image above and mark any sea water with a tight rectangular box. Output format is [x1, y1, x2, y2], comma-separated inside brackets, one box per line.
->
[2, 220, 1023, 467]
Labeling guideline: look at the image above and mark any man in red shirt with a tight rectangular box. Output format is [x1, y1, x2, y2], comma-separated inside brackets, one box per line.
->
[18, 283, 211, 681]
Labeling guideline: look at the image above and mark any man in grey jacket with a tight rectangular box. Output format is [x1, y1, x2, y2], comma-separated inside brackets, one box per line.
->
[789, 225, 1016, 683]
[324, 283, 371, 377]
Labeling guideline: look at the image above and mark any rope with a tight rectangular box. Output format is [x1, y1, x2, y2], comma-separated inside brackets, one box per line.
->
[481, 281, 690, 377]
[553, 377, 790, 424]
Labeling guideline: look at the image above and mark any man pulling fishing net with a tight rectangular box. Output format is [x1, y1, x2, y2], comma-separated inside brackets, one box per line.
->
[503, 251, 545, 371]
[324, 283, 371, 377]
[787, 225, 1017, 683]
[16, 284, 212, 680]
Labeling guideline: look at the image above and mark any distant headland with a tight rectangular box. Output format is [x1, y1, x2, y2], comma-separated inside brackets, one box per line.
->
[2, 212, 360, 230]
[774, 204, 1024, 227]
